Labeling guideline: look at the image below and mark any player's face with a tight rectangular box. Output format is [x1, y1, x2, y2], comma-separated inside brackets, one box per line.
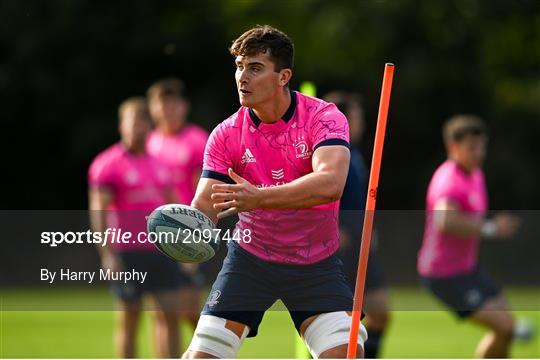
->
[119, 108, 151, 151]
[235, 53, 285, 108]
[450, 134, 487, 171]
[149, 95, 188, 132]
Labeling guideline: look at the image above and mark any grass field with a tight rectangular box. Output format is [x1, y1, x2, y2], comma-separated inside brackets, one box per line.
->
[1, 287, 538, 358]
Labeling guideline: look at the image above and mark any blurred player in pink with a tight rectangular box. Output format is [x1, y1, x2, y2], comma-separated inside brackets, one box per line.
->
[146, 78, 208, 331]
[88, 97, 187, 358]
[182, 25, 367, 359]
[418, 115, 524, 358]
[146, 78, 209, 204]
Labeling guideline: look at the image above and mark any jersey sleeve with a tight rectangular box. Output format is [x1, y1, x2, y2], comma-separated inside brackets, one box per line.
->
[88, 153, 117, 190]
[201, 122, 235, 184]
[311, 103, 350, 150]
[431, 174, 466, 209]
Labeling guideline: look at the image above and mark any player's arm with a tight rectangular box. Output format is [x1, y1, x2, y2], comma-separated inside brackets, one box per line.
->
[88, 187, 122, 271]
[191, 178, 224, 224]
[192, 166, 203, 195]
[211, 145, 350, 218]
[434, 199, 519, 239]
[258, 145, 350, 208]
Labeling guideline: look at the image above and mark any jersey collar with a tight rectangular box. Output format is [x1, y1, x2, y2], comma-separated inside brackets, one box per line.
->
[248, 90, 297, 126]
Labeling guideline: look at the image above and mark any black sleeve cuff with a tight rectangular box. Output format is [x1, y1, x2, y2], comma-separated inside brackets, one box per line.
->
[201, 170, 235, 184]
[313, 138, 350, 151]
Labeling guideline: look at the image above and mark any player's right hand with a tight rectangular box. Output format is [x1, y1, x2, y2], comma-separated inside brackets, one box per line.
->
[493, 213, 520, 239]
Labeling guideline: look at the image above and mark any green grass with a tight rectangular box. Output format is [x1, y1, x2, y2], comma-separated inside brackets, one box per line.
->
[1, 287, 538, 358]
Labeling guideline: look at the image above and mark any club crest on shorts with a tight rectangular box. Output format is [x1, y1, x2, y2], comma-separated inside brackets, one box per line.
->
[464, 288, 482, 307]
[206, 290, 222, 307]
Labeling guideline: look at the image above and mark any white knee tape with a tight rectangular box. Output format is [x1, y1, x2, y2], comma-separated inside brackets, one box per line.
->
[303, 311, 368, 358]
[187, 315, 249, 358]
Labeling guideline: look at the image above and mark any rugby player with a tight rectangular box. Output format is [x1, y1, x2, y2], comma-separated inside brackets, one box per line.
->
[418, 115, 522, 358]
[146, 78, 209, 328]
[182, 25, 367, 359]
[89, 97, 185, 358]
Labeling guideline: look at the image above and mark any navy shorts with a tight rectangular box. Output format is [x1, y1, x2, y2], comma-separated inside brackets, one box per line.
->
[340, 248, 387, 293]
[420, 268, 502, 318]
[202, 242, 354, 337]
[111, 250, 195, 302]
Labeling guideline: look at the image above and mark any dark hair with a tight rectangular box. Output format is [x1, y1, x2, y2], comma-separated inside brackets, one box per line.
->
[147, 78, 186, 100]
[229, 25, 294, 72]
[323, 91, 363, 116]
[118, 97, 151, 122]
[443, 114, 487, 144]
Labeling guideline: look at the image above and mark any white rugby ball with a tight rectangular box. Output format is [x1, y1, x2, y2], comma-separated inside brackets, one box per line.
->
[147, 204, 220, 263]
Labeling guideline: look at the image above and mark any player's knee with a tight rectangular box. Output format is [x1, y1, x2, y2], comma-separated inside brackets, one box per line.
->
[181, 350, 219, 359]
[117, 306, 141, 331]
[366, 310, 391, 330]
[155, 311, 180, 331]
[303, 311, 367, 359]
[185, 315, 249, 359]
[319, 343, 364, 359]
[495, 317, 515, 340]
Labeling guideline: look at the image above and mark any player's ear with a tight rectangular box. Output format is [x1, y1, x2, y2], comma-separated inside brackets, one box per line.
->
[279, 69, 292, 87]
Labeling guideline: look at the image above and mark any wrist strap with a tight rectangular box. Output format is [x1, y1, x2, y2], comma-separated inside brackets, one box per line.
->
[481, 220, 496, 238]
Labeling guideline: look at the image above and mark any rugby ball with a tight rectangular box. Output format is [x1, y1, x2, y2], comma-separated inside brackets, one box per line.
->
[147, 204, 220, 263]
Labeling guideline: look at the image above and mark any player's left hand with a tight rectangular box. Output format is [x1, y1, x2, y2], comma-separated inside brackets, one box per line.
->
[211, 168, 262, 219]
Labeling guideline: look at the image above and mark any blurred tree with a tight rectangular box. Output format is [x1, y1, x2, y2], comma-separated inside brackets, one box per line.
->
[1, 0, 538, 209]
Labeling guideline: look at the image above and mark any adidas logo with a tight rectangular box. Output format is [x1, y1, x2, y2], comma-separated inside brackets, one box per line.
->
[271, 169, 284, 180]
[241, 148, 256, 164]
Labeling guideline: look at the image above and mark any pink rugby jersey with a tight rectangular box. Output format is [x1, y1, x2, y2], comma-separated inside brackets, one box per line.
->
[202, 91, 350, 265]
[147, 124, 209, 204]
[418, 160, 488, 277]
[88, 143, 172, 251]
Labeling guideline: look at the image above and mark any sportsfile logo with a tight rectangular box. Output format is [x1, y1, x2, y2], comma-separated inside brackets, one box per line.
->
[241, 148, 256, 164]
[271, 169, 284, 180]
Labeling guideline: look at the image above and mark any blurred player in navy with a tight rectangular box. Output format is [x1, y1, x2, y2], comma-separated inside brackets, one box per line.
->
[324, 91, 391, 358]
[89, 97, 187, 358]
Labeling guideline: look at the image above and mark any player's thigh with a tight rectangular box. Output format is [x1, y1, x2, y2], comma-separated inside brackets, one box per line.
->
[178, 286, 201, 314]
[470, 295, 514, 336]
[152, 289, 182, 315]
[281, 254, 353, 318]
[201, 242, 278, 337]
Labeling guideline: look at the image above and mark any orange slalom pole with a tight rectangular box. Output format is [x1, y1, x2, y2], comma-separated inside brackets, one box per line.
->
[347, 63, 395, 358]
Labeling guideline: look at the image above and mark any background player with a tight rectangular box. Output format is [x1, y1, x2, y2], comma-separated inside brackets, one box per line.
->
[88, 97, 185, 358]
[417, 115, 526, 358]
[182, 25, 367, 358]
[146, 78, 209, 328]
[324, 91, 391, 358]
